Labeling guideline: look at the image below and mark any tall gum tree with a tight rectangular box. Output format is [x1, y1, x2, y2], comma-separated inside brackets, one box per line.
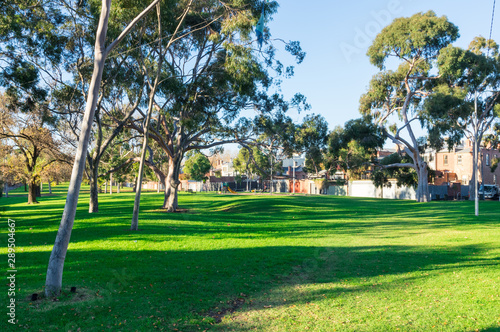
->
[360, 11, 459, 202]
[425, 37, 500, 200]
[128, 0, 306, 211]
[45, 0, 163, 297]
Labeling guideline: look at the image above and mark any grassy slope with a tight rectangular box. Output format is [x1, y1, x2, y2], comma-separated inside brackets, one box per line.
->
[0, 184, 499, 331]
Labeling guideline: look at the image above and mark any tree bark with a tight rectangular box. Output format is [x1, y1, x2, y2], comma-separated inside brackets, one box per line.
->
[131, 2, 163, 230]
[45, 0, 112, 297]
[27, 179, 39, 204]
[416, 161, 430, 202]
[48, 181, 52, 194]
[89, 165, 99, 213]
[45, 0, 162, 296]
[163, 155, 181, 211]
[89, 182, 99, 213]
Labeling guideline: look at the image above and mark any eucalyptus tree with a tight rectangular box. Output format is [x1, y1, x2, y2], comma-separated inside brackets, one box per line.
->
[45, 0, 169, 297]
[295, 114, 328, 176]
[233, 145, 269, 189]
[360, 11, 459, 202]
[55, 0, 164, 213]
[251, 111, 297, 183]
[324, 117, 384, 181]
[424, 37, 500, 200]
[128, 0, 306, 211]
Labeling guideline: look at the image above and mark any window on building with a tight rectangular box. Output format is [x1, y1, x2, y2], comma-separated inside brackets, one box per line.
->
[443, 155, 448, 166]
[457, 155, 462, 165]
[486, 154, 490, 166]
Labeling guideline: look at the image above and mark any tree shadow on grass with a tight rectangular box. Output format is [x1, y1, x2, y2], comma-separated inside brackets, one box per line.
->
[6, 192, 500, 250]
[12, 242, 499, 331]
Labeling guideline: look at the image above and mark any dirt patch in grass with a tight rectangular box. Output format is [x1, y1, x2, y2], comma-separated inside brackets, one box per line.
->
[205, 296, 246, 323]
[24, 288, 97, 310]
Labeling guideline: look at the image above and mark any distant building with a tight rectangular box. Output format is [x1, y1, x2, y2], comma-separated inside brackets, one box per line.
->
[209, 158, 236, 177]
[426, 140, 500, 186]
[282, 156, 307, 180]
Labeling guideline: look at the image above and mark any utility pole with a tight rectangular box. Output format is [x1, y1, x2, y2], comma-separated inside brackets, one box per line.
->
[270, 149, 273, 195]
[474, 91, 479, 217]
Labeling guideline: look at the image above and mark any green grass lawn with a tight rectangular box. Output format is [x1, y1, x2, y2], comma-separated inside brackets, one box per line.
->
[1, 184, 499, 331]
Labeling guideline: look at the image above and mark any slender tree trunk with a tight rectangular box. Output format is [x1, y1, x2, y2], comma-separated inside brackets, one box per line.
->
[470, 140, 478, 201]
[35, 183, 41, 198]
[89, 183, 99, 213]
[40, 182, 43, 193]
[89, 166, 99, 213]
[117, 182, 120, 193]
[48, 181, 52, 194]
[45, 0, 112, 297]
[45, 0, 170, 296]
[104, 181, 107, 194]
[109, 174, 113, 195]
[131, 2, 163, 230]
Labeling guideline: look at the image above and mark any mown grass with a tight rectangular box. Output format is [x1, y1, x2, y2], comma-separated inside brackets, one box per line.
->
[0, 184, 499, 331]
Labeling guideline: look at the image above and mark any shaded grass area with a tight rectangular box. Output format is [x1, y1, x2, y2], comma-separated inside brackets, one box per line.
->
[0, 184, 499, 331]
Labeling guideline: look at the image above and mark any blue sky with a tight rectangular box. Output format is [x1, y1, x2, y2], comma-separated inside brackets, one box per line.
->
[266, 0, 499, 134]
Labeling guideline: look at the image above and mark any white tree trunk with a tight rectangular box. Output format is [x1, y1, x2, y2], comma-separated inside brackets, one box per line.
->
[416, 161, 430, 202]
[45, 0, 162, 297]
[45, 0, 111, 297]
[163, 157, 181, 211]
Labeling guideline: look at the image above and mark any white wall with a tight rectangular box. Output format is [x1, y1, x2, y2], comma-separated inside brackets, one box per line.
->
[349, 180, 416, 200]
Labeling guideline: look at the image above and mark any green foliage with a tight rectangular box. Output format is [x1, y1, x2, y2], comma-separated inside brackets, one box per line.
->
[424, 36, 500, 151]
[367, 11, 459, 69]
[296, 114, 328, 175]
[377, 153, 418, 188]
[491, 157, 499, 173]
[325, 117, 384, 179]
[183, 153, 211, 181]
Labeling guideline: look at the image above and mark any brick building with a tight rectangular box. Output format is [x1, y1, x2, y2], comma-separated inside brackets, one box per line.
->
[425, 140, 500, 186]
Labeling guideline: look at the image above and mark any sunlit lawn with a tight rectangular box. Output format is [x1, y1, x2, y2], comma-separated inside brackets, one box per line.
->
[0, 184, 499, 331]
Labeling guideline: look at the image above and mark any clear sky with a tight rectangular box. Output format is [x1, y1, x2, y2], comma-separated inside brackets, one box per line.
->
[266, 0, 499, 134]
